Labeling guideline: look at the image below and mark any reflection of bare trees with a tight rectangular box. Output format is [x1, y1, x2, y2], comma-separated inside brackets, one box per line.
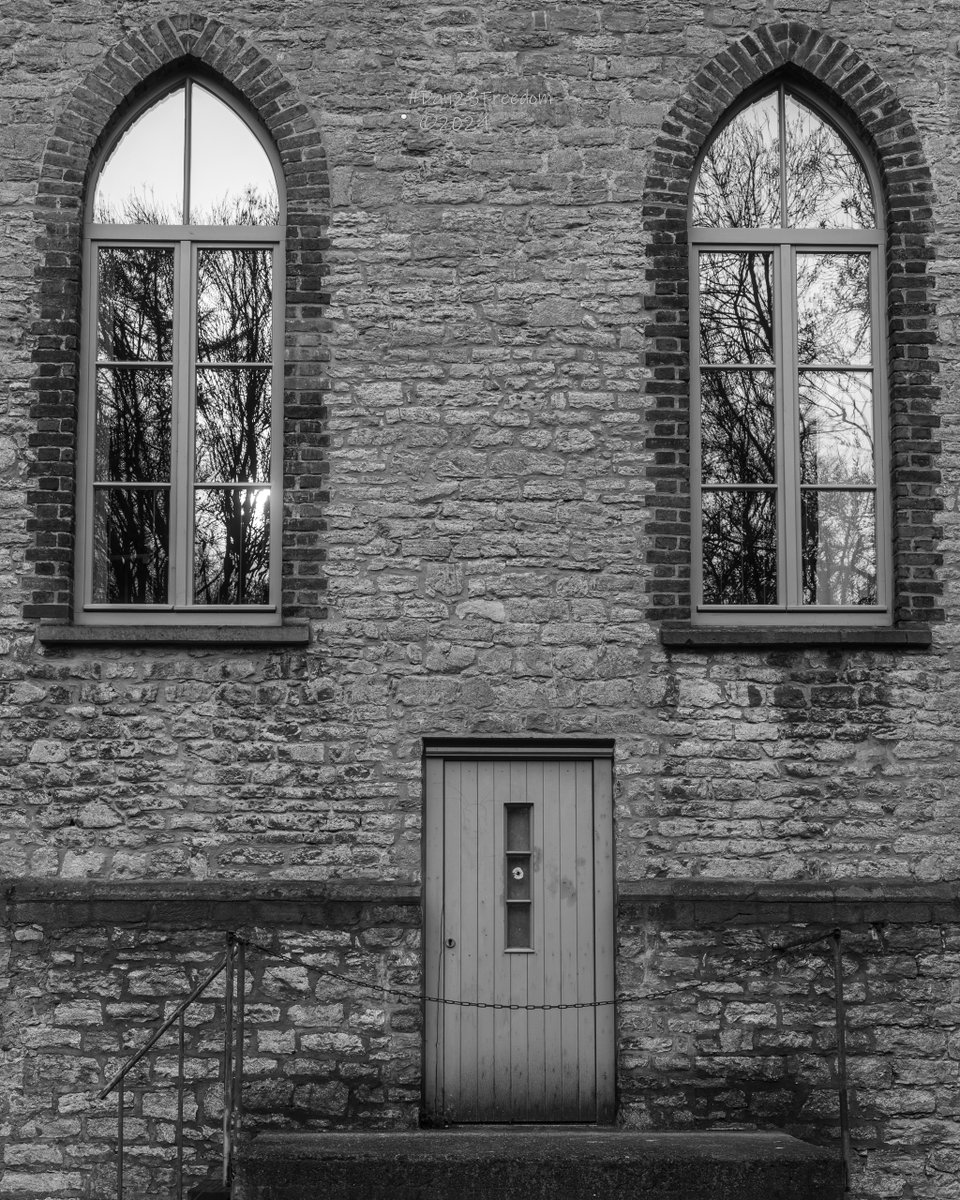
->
[194, 491, 270, 605]
[699, 250, 776, 490]
[98, 244, 174, 359]
[93, 491, 169, 604]
[93, 195, 274, 606]
[802, 491, 876, 605]
[693, 90, 873, 230]
[701, 371, 775, 483]
[95, 186, 278, 228]
[95, 191, 179, 226]
[786, 97, 873, 228]
[799, 372, 873, 484]
[797, 254, 870, 365]
[700, 252, 773, 363]
[702, 491, 777, 604]
[694, 93, 780, 227]
[194, 239, 272, 604]
[191, 188, 278, 229]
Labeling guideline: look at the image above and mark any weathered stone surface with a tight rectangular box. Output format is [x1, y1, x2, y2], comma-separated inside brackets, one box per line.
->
[1, 2, 960, 1199]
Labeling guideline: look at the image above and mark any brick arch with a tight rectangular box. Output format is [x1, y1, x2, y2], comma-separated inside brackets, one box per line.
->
[643, 22, 942, 629]
[27, 15, 329, 622]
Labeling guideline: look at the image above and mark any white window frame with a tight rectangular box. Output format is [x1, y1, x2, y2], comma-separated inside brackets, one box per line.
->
[689, 82, 890, 626]
[75, 75, 286, 626]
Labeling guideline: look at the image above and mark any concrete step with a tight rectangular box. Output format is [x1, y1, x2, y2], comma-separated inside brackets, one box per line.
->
[233, 1128, 842, 1200]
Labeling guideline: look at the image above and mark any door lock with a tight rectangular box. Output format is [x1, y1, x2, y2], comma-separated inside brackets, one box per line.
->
[445, 937, 456, 949]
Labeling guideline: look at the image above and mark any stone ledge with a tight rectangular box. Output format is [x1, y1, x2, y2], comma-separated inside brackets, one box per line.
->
[617, 879, 960, 902]
[617, 877, 960, 926]
[659, 626, 932, 650]
[1, 879, 421, 928]
[36, 621, 311, 648]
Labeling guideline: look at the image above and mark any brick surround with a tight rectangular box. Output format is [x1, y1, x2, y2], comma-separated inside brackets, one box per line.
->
[642, 22, 943, 629]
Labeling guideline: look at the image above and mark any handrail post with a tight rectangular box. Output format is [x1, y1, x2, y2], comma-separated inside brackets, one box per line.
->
[117, 1076, 124, 1200]
[223, 933, 235, 1189]
[832, 929, 852, 1193]
[176, 1011, 185, 1200]
[235, 936, 245, 1142]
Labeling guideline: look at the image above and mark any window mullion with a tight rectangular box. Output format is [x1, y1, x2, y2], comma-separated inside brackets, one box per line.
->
[172, 240, 193, 608]
[183, 80, 192, 227]
[269, 239, 285, 607]
[778, 83, 788, 226]
[871, 244, 888, 610]
[779, 242, 801, 608]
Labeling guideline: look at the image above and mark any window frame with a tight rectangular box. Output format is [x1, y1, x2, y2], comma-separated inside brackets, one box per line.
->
[688, 81, 890, 627]
[75, 74, 286, 627]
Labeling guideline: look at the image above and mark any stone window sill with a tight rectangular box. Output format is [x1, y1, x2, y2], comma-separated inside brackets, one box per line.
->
[659, 626, 932, 650]
[36, 621, 310, 648]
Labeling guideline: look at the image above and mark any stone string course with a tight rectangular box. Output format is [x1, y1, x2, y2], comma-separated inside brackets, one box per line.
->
[1, 1, 960, 1198]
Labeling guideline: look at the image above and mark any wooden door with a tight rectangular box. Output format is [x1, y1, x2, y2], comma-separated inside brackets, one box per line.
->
[424, 745, 614, 1123]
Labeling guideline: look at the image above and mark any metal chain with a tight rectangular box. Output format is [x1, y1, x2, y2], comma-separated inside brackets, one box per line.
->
[237, 934, 681, 1010]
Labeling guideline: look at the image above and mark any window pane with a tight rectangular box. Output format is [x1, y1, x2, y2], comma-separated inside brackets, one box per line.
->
[94, 87, 185, 224]
[195, 369, 272, 484]
[786, 94, 875, 229]
[692, 92, 780, 228]
[189, 84, 280, 225]
[506, 805, 531, 852]
[194, 488, 270, 605]
[95, 368, 172, 482]
[702, 490, 777, 605]
[98, 248, 175, 361]
[506, 905, 531, 950]
[799, 372, 874, 485]
[197, 249, 273, 363]
[699, 252, 774, 364]
[797, 254, 871, 365]
[93, 488, 169, 603]
[701, 370, 776, 484]
[802, 491, 877, 605]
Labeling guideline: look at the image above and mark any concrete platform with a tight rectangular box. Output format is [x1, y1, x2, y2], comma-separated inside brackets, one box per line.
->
[233, 1128, 842, 1200]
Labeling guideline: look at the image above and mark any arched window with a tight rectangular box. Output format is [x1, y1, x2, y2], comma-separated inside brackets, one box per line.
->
[76, 75, 284, 624]
[690, 82, 887, 625]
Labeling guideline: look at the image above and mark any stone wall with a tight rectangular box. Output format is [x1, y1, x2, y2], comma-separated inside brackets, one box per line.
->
[0, 0, 956, 887]
[1, 1, 960, 1198]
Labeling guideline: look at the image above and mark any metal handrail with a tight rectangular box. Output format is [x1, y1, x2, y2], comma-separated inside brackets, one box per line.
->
[99, 933, 245, 1200]
[98, 950, 230, 1102]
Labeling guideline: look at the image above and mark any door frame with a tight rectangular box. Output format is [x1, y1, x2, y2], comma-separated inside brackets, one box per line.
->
[421, 738, 616, 1124]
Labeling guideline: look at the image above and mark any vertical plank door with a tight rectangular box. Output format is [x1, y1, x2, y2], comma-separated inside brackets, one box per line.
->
[424, 746, 614, 1123]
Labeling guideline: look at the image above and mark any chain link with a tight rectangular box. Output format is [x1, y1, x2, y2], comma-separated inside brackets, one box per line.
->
[237, 935, 679, 1010]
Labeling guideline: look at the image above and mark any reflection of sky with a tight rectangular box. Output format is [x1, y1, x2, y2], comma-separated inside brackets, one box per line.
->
[95, 83, 277, 224]
[190, 86, 277, 221]
[96, 89, 184, 221]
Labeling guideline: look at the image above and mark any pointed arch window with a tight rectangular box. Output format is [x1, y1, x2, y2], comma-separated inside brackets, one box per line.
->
[76, 76, 284, 623]
[690, 83, 888, 624]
